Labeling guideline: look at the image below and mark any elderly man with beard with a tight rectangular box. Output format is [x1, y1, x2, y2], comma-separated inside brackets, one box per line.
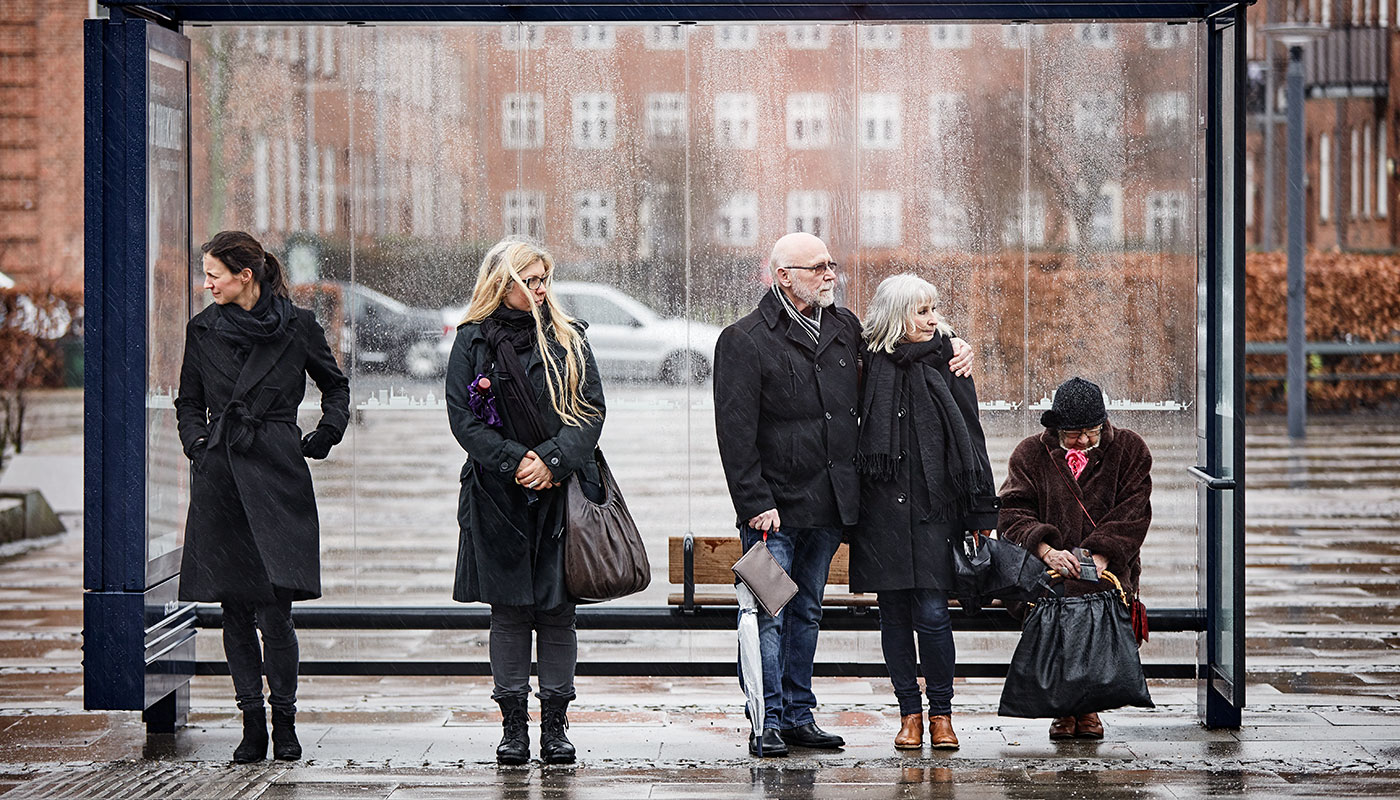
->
[714, 232, 971, 757]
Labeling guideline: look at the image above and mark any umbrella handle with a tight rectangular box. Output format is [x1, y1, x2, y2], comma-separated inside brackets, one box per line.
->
[1043, 568, 1128, 608]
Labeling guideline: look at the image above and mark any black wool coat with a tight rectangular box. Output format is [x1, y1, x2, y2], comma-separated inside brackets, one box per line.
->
[848, 339, 1000, 594]
[174, 303, 350, 604]
[446, 320, 605, 609]
[713, 290, 862, 530]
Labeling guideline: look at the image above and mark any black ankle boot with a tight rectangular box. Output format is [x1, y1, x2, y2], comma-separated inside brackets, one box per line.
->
[270, 710, 302, 761]
[495, 696, 530, 765]
[539, 697, 576, 764]
[232, 708, 268, 763]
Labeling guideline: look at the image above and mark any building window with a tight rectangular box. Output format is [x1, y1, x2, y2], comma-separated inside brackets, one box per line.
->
[1351, 127, 1361, 219]
[928, 190, 970, 249]
[645, 25, 685, 50]
[1146, 91, 1189, 136]
[321, 147, 336, 232]
[1379, 121, 1388, 218]
[715, 25, 758, 50]
[928, 92, 966, 142]
[859, 93, 901, 150]
[646, 93, 687, 147]
[271, 138, 286, 232]
[1320, 133, 1332, 222]
[320, 28, 336, 75]
[716, 192, 758, 246]
[409, 162, 434, 237]
[1074, 23, 1115, 48]
[715, 92, 757, 149]
[786, 93, 831, 149]
[928, 25, 971, 48]
[503, 93, 544, 149]
[1365, 125, 1374, 219]
[1002, 191, 1046, 247]
[1145, 22, 1189, 48]
[786, 25, 831, 49]
[1245, 157, 1256, 230]
[253, 135, 270, 232]
[1145, 190, 1188, 245]
[572, 26, 615, 50]
[307, 144, 320, 233]
[573, 93, 616, 150]
[574, 191, 615, 246]
[504, 190, 545, 240]
[860, 191, 903, 247]
[288, 140, 302, 231]
[1074, 93, 1121, 141]
[787, 191, 831, 239]
[858, 26, 901, 49]
[1089, 183, 1123, 246]
[503, 24, 544, 50]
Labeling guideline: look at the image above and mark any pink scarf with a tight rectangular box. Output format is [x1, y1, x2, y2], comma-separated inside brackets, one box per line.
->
[1065, 449, 1088, 480]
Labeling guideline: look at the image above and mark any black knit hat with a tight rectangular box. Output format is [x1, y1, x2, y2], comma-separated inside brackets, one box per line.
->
[1040, 377, 1108, 430]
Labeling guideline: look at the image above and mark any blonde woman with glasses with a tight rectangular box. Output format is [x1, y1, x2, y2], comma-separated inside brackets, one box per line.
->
[849, 273, 1000, 752]
[445, 238, 605, 765]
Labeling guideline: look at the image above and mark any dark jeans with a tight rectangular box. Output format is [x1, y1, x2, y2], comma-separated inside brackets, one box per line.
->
[738, 525, 844, 731]
[489, 603, 577, 702]
[222, 587, 298, 715]
[877, 588, 955, 716]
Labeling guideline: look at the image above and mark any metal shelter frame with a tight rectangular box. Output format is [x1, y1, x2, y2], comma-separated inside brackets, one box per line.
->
[84, 0, 1250, 733]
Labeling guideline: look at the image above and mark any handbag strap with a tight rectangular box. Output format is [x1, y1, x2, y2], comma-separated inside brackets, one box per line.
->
[1042, 442, 1098, 528]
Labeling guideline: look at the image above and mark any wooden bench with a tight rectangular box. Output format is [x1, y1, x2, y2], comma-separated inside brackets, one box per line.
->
[668, 534, 877, 611]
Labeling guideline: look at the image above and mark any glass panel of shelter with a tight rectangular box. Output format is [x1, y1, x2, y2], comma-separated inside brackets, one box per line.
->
[186, 20, 1202, 669]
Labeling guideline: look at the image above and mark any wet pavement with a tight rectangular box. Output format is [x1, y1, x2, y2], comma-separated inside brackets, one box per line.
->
[1, 390, 1399, 797]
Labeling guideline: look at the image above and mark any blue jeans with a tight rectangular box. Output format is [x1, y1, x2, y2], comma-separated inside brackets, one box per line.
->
[878, 588, 955, 716]
[738, 525, 844, 731]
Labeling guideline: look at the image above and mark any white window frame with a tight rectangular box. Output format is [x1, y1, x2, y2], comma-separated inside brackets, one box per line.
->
[858, 26, 901, 49]
[1074, 23, 1115, 48]
[502, 93, 544, 149]
[928, 25, 971, 48]
[1379, 120, 1388, 218]
[786, 25, 831, 49]
[859, 93, 901, 150]
[1003, 190, 1046, 247]
[714, 92, 757, 149]
[253, 135, 270, 233]
[320, 27, 336, 75]
[271, 137, 286, 232]
[787, 191, 831, 239]
[502, 24, 544, 50]
[1074, 93, 1121, 141]
[572, 93, 616, 150]
[714, 25, 758, 50]
[321, 147, 336, 232]
[504, 190, 545, 240]
[927, 189, 970, 249]
[572, 25, 615, 50]
[409, 162, 434, 237]
[1088, 182, 1124, 246]
[786, 92, 831, 150]
[716, 192, 759, 247]
[1145, 22, 1189, 49]
[306, 143, 320, 233]
[645, 25, 685, 50]
[859, 191, 903, 247]
[1145, 190, 1189, 246]
[1351, 127, 1361, 219]
[928, 92, 966, 142]
[1320, 133, 1332, 222]
[646, 92, 687, 146]
[574, 191, 615, 247]
[1245, 156, 1256, 230]
[1365, 124, 1375, 218]
[1146, 91, 1188, 136]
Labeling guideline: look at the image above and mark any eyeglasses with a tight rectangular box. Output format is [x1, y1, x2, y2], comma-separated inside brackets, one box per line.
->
[519, 275, 550, 291]
[1059, 425, 1104, 442]
[784, 261, 840, 275]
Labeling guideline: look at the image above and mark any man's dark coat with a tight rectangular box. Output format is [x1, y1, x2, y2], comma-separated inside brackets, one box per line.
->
[997, 422, 1153, 596]
[713, 290, 862, 530]
[446, 321, 605, 609]
[175, 304, 351, 603]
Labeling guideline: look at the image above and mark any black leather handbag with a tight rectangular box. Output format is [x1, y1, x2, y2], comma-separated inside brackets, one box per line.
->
[563, 448, 651, 603]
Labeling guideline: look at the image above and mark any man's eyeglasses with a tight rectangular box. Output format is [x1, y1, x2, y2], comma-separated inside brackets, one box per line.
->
[519, 275, 551, 291]
[784, 261, 840, 275]
[1059, 425, 1104, 442]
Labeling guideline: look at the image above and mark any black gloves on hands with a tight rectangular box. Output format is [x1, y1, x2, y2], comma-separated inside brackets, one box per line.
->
[301, 426, 339, 460]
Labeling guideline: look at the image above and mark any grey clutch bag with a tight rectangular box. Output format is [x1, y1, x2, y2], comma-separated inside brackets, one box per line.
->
[731, 540, 799, 616]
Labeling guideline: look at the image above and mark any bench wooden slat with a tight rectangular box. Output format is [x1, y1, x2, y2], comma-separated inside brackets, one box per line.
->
[667, 536, 850, 585]
[667, 592, 879, 607]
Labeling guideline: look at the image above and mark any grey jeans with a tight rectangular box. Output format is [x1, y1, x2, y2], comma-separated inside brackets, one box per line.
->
[489, 603, 577, 702]
[222, 587, 298, 715]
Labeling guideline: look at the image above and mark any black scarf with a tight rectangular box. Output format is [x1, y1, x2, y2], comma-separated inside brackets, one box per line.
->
[481, 306, 549, 449]
[213, 283, 291, 353]
[856, 335, 988, 523]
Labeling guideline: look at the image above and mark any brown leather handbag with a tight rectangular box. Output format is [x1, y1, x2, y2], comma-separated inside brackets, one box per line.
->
[563, 448, 651, 603]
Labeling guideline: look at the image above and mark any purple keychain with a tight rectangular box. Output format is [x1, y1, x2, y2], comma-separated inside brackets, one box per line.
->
[467, 372, 501, 428]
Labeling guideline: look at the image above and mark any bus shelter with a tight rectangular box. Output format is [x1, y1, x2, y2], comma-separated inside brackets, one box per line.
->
[83, 1, 1249, 733]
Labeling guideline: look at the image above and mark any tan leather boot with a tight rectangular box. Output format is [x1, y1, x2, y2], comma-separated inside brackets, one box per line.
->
[894, 713, 923, 749]
[928, 714, 959, 750]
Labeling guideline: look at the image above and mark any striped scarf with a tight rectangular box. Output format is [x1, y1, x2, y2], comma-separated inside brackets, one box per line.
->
[772, 283, 821, 343]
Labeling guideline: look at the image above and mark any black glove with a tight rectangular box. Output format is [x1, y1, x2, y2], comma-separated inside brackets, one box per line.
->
[187, 437, 208, 468]
[300, 426, 338, 460]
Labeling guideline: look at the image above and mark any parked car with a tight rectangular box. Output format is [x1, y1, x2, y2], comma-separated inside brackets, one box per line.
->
[438, 281, 722, 384]
[320, 281, 445, 380]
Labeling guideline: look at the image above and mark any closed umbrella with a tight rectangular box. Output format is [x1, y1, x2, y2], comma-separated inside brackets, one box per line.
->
[735, 582, 766, 754]
[952, 533, 1051, 612]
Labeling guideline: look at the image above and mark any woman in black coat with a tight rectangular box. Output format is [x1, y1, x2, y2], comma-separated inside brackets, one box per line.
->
[175, 231, 350, 763]
[445, 238, 605, 765]
[850, 273, 999, 752]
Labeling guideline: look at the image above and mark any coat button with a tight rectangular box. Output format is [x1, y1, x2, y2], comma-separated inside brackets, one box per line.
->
[824, 412, 832, 420]
[500, 461, 511, 471]
[896, 493, 907, 504]
[898, 408, 906, 417]
[839, 358, 847, 367]
[849, 407, 857, 415]
[815, 364, 822, 372]
[827, 460, 834, 468]
[899, 449, 906, 459]
[550, 457, 559, 466]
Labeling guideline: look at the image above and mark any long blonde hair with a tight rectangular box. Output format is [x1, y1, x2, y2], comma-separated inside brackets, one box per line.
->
[460, 239, 600, 427]
[862, 273, 955, 354]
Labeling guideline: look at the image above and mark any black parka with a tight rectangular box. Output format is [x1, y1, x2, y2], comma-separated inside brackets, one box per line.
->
[174, 303, 351, 603]
[713, 291, 862, 530]
[446, 320, 605, 609]
[848, 338, 999, 593]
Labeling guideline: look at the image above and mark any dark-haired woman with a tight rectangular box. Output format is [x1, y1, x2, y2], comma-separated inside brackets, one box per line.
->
[175, 230, 350, 763]
[446, 238, 605, 765]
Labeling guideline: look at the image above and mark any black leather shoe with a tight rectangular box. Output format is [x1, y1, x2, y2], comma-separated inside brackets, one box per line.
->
[780, 722, 845, 749]
[748, 728, 789, 757]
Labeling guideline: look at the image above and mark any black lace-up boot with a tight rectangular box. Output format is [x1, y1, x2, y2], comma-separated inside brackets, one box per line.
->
[495, 696, 530, 765]
[539, 696, 576, 764]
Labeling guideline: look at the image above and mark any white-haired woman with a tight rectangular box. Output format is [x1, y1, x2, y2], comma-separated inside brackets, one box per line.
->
[849, 273, 999, 751]
[446, 239, 605, 765]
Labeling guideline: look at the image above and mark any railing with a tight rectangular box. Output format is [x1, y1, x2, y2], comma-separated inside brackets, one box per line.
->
[1245, 341, 1400, 381]
[1304, 26, 1388, 92]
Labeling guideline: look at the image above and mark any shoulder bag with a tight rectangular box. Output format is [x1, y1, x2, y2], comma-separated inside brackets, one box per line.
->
[563, 448, 651, 603]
